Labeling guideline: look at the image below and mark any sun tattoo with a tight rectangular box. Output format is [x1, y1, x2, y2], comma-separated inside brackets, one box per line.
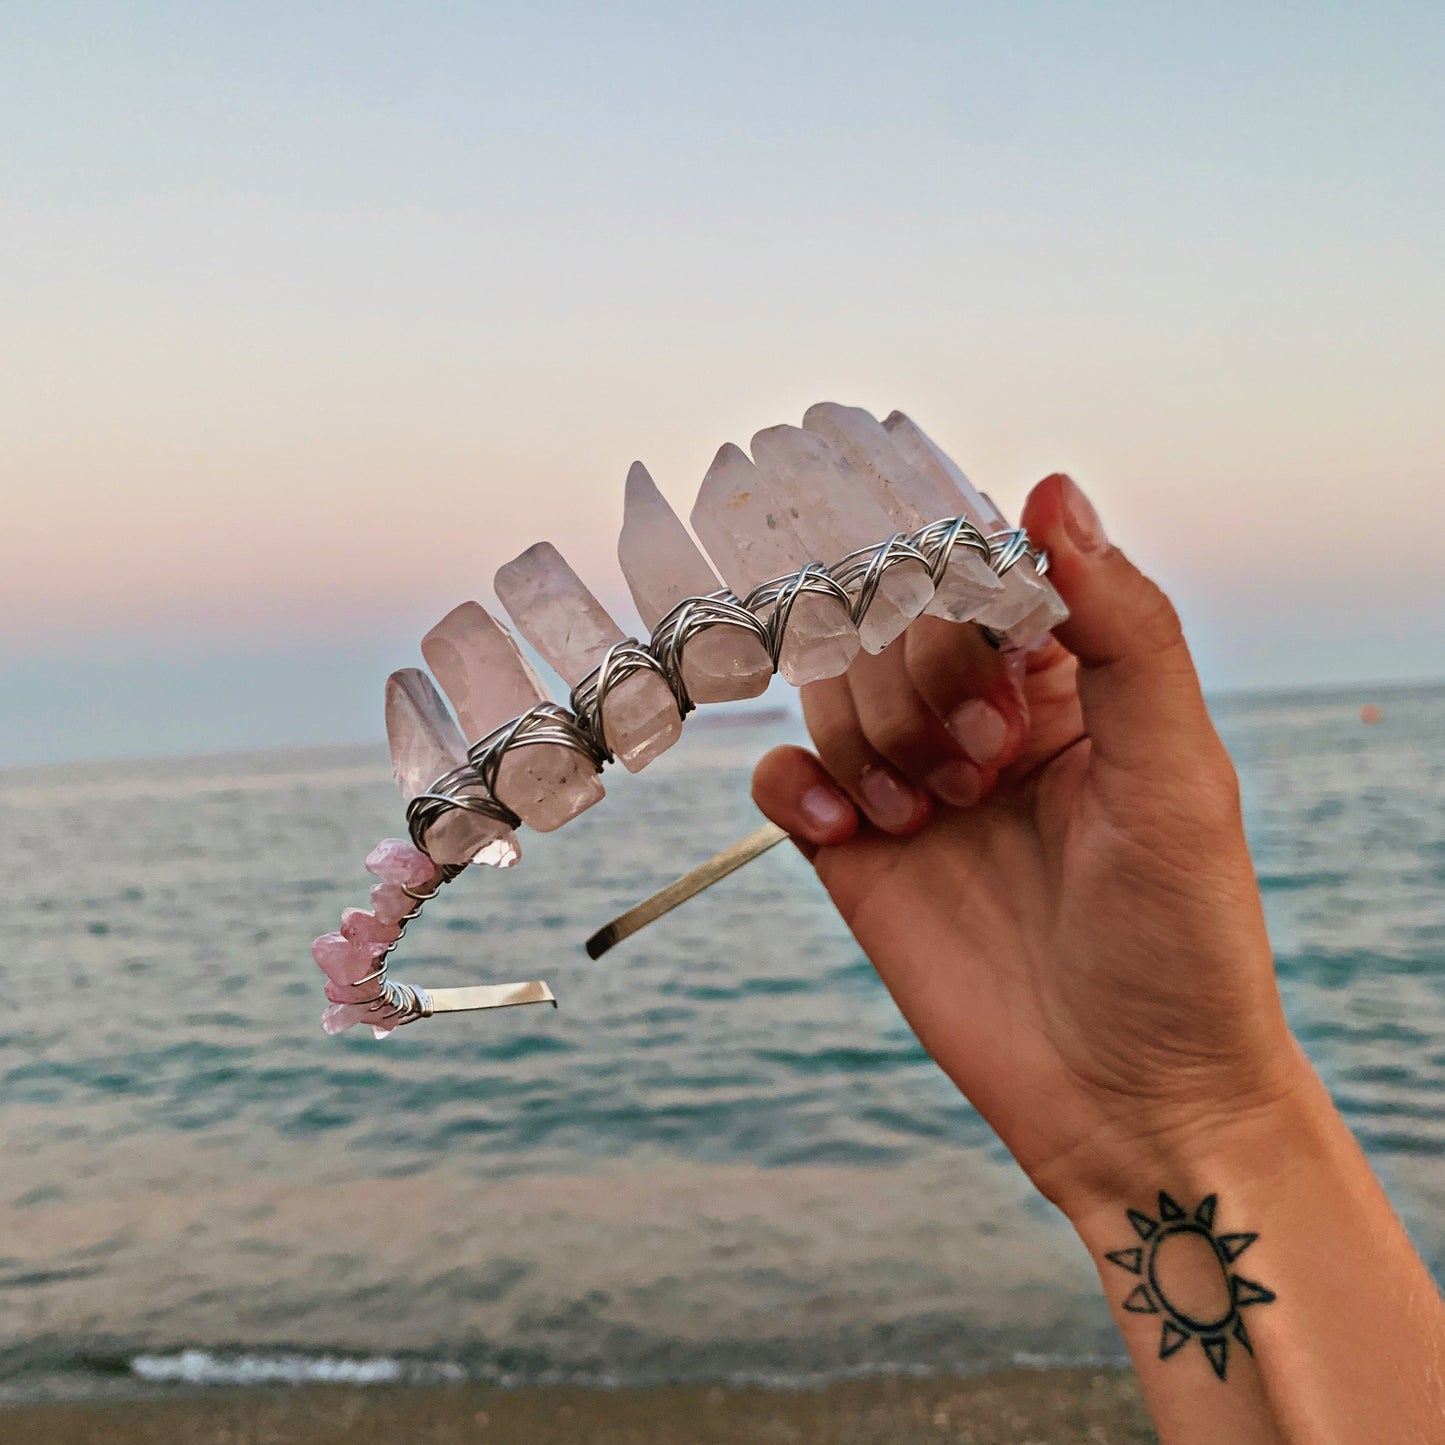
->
[1105, 1192, 1276, 1381]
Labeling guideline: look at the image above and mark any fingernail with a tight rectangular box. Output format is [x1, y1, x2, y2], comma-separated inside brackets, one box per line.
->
[798, 784, 852, 839]
[1058, 474, 1107, 553]
[925, 760, 982, 808]
[948, 698, 1010, 767]
[859, 766, 920, 830]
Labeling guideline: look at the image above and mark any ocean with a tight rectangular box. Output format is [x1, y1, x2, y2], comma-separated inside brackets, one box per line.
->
[2, 684, 1442, 1404]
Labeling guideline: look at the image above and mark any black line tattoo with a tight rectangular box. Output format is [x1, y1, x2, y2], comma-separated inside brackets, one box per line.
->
[1105, 1192, 1275, 1381]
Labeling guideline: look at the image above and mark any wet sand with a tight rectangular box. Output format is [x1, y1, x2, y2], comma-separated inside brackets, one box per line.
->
[1, 1369, 1155, 1443]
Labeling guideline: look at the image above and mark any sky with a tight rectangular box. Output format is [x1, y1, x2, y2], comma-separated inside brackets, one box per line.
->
[2, 1, 1442, 766]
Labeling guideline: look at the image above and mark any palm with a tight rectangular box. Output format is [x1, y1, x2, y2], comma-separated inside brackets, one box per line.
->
[804, 644, 1276, 1195]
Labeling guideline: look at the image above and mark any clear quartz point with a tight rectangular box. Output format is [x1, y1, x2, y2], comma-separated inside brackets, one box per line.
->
[690, 443, 861, 686]
[801, 402, 1004, 625]
[421, 601, 604, 832]
[384, 669, 521, 868]
[749, 424, 933, 653]
[495, 542, 683, 772]
[882, 411, 1066, 637]
[618, 461, 773, 703]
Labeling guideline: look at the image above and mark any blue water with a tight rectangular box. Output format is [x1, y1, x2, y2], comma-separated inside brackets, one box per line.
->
[1, 686, 1442, 1401]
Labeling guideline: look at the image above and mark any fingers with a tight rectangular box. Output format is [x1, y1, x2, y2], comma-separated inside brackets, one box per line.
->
[751, 744, 859, 860]
[787, 614, 1031, 830]
[1019, 474, 1224, 779]
[801, 675, 932, 833]
[846, 646, 985, 809]
[902, 616, 1029, 774]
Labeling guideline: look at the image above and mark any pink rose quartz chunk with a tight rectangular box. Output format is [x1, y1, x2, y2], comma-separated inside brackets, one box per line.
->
[385, 669, 521, 869]
[312, 932, 388, 1005]
[322, 1001, 404, 1038]
[495, 542, 683, 773]
[618, 462, 773, 704]
[340, 907, 402, 949]
[882, 411, 1068, 644]
[369, 881, 415, 926]
[749, 424, 933, 653]
[691, 443, 861, 686]
[365, 838, 442, 891]
[801, 403, 1004, 625]
[422, 602, 604, 832]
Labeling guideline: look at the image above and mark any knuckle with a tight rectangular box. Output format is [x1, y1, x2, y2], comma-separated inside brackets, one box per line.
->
[804, 711, 863, 776]
[903, 623, 976, 700]
[1132, 576, 1187, 660]
[857, 696, 929, 763]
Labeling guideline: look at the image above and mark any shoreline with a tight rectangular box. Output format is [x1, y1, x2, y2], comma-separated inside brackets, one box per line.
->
[0, 1367, 1154, 1443]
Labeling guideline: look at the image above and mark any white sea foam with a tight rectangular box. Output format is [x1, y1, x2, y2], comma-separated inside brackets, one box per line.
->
[130, 1351, 464, 1387]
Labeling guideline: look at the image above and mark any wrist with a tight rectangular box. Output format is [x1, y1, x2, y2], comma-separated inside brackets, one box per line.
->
[1036, 1039, 1336, 1236]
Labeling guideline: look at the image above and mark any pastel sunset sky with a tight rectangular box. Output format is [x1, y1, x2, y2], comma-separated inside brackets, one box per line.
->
[3, 2, 1442, 764]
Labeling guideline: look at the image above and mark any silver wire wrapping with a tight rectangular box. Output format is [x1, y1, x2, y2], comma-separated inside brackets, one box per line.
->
[375, 515, 1052, 1020]
[648, 591, 771, 718]
[342, 873, 452, 1029]
[468, 702, 607, 799]
[911, 515, 994, 584]
[827, 532, 933, 626]
[568, 639, 679, 759]
[742, 562, 855, 668]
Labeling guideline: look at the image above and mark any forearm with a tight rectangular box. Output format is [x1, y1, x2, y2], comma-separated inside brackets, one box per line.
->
[1063, 1048, 1445, 1445]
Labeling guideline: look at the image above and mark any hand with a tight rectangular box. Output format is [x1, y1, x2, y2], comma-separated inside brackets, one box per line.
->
[751, 473, 1312, 1219]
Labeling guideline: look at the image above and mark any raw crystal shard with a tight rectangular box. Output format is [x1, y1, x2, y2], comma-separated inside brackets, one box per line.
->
[749, 424, 933, 653]
[322, 1000, 402, 1037]
[340, 906, 401, 948]
[882, 411, 1067, 640]
[690, 443, 861, 686]
[618, 462, 774, 703]
[312, 932, 387, 1004]
[495, 542, 683, 772]
[801, 402, 1004, 625]
[385, 669, 521, 868]
[369, 881, 415, 926]
[365, 838, 443, 891]
[421, 602, 605, 831]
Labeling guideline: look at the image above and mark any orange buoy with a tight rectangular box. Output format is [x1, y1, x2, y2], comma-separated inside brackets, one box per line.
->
[1360, 704, 1383, 725]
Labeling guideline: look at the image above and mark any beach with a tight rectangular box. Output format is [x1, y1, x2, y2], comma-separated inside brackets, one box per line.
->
[0, 1368, 1153, 1443]
[3, 688, 1442, 1427]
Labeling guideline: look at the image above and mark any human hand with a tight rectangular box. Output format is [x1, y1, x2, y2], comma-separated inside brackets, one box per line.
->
[751, 473, 1312, 1219]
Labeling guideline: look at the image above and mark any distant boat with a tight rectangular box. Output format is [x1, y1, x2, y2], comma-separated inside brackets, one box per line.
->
[1360, 704, 1383, 724]
[689, 706, 793, 730]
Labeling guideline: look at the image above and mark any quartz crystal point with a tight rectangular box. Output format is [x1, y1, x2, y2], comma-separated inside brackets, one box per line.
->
[385, 669, 521, 869]
[800, 403, 1004, 625]
[495, 542, 683, 772]
[421, 602, 604, 832]
[618, 462, 773, 704]
[882, 411, 1067, 641]
[691, 443, 861, 686]
[749, 424, 933, 653]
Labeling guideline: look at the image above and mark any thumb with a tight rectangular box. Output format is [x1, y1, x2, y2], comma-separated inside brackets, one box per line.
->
[1019, 473, 1221, 779]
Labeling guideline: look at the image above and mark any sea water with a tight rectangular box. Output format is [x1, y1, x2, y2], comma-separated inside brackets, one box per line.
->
[1, 686, 1441, 1401]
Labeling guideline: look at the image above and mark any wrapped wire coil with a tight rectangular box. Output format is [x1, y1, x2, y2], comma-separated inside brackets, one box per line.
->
[909, 516, 994, 584]
[569, 639, 680, 761]
[340, 870, 452, 1029]
[742, 563, 855, 669]
[648, 591, 771, 717]
[827, 533, 933, 627]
